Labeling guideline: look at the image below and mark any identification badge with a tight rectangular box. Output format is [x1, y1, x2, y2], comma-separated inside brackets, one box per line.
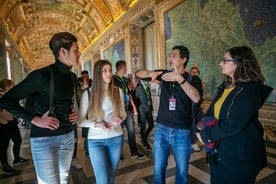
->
[169, 97, 176, 111]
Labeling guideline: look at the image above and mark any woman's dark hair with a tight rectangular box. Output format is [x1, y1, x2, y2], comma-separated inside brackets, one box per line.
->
[172, 45, 189, 68]
[225, 46, 265, 85]
[190, 66, 200, 75]
[49, 32, 78, 59]
[81, 70, 89, 75]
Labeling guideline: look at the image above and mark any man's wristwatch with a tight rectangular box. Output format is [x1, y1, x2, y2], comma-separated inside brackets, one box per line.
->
[179, 78, 186, 85]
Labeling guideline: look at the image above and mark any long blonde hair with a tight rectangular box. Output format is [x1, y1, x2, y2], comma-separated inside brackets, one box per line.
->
[87, 60, 123, 120]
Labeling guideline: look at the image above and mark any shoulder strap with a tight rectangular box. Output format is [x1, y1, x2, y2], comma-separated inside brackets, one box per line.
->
[70, 72, 79, 110]
[113, 75, 129, 94]
[188, 74, 193, 82]
[47, 66, 54, 113]
[113, 75, 124, 85]
[113, 74, 121, 81]
[70, 72, 76, 92]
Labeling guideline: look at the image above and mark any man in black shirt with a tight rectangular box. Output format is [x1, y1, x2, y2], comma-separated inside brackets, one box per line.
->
[136, 45, 203, 184]
[0, 32, 80, 183]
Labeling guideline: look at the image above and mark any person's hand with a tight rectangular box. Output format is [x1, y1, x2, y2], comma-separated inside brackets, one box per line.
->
[69, 110, 78, 125]
[133, 107, 138, 115]
[0, 116, 8, 124]
[195, 133, 204, 144]
[109, 116, 122, 128]
[197, 121, 205, 131]
[31, 111, 59, 130]
[130, 97, 138, 115]
[161, 66, 183, 84]
[83, 77, 89, 86]
[149, 71, 163, 83]
[94, 121, 110, 130]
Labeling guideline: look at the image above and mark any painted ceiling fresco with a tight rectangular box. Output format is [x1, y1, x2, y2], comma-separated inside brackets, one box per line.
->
[0, 0, 136, 70]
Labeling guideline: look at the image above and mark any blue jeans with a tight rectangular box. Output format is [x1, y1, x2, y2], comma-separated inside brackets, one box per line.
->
[88, 135, 123, 184]
[154, 123, 191, 184]
[30, 131, 74, 184]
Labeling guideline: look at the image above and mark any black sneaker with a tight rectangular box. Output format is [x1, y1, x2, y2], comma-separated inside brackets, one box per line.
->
[131, 152, 145, 160]
[13, 157, 30, 166]
[2, 164, 16, 174]
[120, 155, 125, 162]
[143, 144, 152, 151]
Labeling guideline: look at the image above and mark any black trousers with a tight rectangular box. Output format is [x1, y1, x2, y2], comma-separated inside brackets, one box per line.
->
[138, 108, 154, 145]
[122, 111, 138, 155]
[0, 120, 22, 165]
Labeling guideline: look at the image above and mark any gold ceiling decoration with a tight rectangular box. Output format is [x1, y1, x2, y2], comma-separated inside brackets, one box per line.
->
[0, 0, 137, 70]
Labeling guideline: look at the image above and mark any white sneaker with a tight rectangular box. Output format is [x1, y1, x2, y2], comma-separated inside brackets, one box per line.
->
[71, 159, 82, 169]
[192, 143, 201, 152]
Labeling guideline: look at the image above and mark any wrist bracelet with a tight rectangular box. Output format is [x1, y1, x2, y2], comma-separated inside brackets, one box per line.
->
[179, 79, 186, 85]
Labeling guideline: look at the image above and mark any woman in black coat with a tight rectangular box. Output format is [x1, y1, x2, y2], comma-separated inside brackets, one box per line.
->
[196, 46, 273, 184]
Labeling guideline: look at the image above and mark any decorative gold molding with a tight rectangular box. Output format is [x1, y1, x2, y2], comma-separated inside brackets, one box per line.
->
[81, 0, 155, 65]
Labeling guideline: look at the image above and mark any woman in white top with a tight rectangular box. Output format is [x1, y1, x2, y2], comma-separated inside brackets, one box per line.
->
[78, 60, 126, 184]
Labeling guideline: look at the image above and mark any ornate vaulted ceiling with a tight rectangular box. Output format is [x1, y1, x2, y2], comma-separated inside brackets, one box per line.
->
[0, 0, 137, 70]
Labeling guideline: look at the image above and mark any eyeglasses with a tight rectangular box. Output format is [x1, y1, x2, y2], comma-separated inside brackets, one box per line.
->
[168, 54, 180, 58]
[221, 58, 236, 64]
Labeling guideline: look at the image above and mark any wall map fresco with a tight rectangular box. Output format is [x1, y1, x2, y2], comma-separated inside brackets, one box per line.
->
[165, 0, 276, 103]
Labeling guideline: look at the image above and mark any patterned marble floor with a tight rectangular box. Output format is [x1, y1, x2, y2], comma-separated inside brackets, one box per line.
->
[1, 126, 276, 184]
